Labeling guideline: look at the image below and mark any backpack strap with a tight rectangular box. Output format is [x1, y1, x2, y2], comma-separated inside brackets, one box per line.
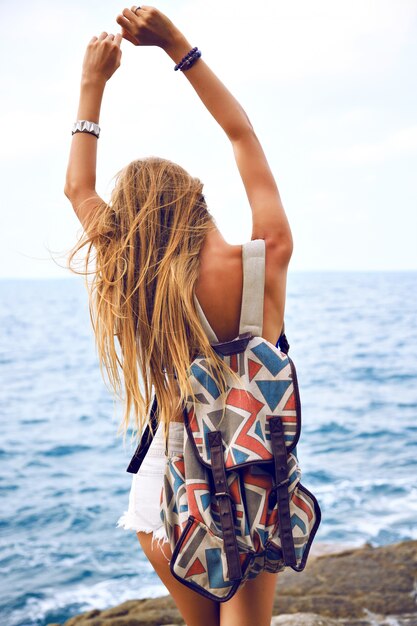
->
[239, 239, 288, 349]
[126, 394, 159, 474]
[269, 416, 297, 565]
[208, 431, 242, 580]
[277, 321, 290, 354]
[238, 239, 266, 337]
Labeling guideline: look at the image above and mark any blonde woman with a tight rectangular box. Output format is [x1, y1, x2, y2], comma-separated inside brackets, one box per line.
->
[65, 5, 293, 626]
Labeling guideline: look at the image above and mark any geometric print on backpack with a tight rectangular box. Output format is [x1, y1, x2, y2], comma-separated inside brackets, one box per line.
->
[160, 334, 322, 601]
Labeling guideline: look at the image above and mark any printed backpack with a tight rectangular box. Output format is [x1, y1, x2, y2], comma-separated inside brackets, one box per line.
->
[126, 239, 322, 602]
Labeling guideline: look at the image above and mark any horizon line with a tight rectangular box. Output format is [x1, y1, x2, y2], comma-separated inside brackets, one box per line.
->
[1, 268, 417, 280]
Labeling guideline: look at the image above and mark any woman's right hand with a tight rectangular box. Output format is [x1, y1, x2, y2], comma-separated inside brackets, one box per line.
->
[81, 32, 123, 84]
[116, 5, 181, 50]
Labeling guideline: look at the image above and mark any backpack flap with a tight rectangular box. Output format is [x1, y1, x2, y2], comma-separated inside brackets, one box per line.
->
[182, 337, 301, 471]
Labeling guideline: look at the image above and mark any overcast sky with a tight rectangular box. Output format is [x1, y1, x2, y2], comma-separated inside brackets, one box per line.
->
[1, 0, 416, 278]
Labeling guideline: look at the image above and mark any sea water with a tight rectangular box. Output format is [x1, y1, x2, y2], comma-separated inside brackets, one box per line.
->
[1, 272, 416, 626]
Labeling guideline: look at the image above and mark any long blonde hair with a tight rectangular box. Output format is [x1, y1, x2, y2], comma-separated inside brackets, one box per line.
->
[67, 157, 242, 444]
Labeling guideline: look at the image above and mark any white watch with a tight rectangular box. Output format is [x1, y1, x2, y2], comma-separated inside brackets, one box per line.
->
[72, 120, 100, 138]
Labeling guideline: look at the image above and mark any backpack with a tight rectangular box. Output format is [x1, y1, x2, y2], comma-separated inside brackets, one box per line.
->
[126, 239, 322, 602]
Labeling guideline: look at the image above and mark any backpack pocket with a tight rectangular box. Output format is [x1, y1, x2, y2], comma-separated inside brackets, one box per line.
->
[169, 515, 252, 602]
[289, 482, 322, 571]
[267, 479, 322, 571]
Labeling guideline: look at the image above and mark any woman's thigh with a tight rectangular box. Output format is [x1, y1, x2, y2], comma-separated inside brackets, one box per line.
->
[136, 530, 220, 626]
[220, 570, 280, 626]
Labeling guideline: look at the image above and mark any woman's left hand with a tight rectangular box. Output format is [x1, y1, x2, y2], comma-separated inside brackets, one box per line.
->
[81, 32, 123, 84]
[116, 6, 180, 50]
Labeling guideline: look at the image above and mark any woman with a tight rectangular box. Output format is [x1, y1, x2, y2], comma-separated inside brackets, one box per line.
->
[65, 5, 293, 626]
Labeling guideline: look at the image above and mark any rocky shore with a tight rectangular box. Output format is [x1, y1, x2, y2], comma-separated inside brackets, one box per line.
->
[49, 539, 417, 626]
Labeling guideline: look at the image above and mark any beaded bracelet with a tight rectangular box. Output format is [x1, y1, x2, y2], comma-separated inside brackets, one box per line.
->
[174, 46, 197, 71]
[174, 46, 202, 72]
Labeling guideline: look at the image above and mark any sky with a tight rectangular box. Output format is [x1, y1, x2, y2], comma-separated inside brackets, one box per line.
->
[1, 0, 416, 278]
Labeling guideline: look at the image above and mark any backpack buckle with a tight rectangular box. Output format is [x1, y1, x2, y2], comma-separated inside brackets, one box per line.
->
[215, 491, 232, 500]
[276, 478, 290, 488]
[268, 478, 290, 508]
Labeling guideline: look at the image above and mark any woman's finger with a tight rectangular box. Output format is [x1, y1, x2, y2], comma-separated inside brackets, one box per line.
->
[106, 33, 115, 40]
[98, 31, 108, 40]
[123, 7, 139, 21]
[89, 35, 98, 44]
[114, 33, 123, 47]
[116, 14, 133, 31]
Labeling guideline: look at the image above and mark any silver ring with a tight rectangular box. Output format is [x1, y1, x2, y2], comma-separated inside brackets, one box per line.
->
[134, 6, 141, 14]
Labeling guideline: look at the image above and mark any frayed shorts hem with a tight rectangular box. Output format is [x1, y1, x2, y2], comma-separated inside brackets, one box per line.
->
[116, 511, 170, 552]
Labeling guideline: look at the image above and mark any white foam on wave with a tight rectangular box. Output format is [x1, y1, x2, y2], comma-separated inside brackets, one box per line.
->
[8, 575, 167, 626]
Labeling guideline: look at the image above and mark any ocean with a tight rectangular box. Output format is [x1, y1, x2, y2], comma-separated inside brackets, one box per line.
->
[1, 272, 416, 626]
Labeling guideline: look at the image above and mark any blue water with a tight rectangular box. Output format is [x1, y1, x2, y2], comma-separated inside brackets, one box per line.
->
[1, 272, 416, 626]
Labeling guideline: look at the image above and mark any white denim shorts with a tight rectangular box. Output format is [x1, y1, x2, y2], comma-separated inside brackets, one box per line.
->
[116, 421, 184, 551]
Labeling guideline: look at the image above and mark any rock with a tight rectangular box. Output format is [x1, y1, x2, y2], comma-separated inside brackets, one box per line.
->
[271, 539, 417, 619]
[53, 539, 417, 626]
[271, 612, 417, 625]
[60, 597, 184, 626]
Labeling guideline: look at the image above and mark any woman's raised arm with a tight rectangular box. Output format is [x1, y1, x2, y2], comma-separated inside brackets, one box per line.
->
[64, 33, 122, 229]
[117, 6, 293, 257]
